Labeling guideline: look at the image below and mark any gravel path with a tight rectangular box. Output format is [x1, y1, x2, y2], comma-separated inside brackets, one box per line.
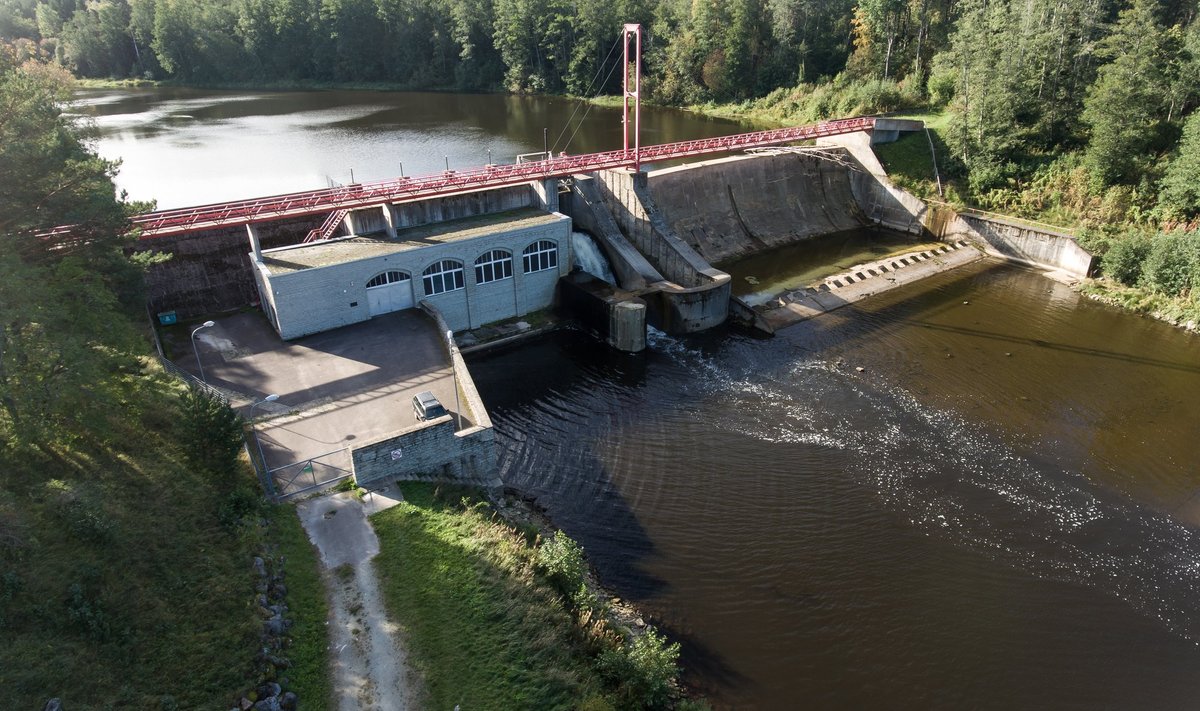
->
[296, 491, 418, 710]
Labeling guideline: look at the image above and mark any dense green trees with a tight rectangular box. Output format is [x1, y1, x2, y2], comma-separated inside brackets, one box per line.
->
[0, 48, 143, 449]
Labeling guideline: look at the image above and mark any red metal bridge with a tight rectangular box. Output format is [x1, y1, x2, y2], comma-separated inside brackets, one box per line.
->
[130, 116, 876, 239]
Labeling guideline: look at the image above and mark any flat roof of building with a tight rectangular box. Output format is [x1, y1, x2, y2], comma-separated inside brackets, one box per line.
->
[261, 207, 566, 275]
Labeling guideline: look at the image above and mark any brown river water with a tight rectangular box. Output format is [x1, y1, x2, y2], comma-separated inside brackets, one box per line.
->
[79, 89, 1200, 709]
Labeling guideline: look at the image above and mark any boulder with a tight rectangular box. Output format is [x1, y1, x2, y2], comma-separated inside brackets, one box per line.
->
[43, 700, 63, 711]
[279, 692, 298, 710]
[252, 698, 281, 711]
[257, 682, 281, 700]
[252, 557, 266, 577]
[264, 617, 291, 636]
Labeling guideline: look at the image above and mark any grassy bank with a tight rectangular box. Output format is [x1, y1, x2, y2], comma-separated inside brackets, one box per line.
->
[0, 371, 256, 709]
[0, 365, 332, 709]
[372, 483, 691, 710]
[269, 505, 332, 709]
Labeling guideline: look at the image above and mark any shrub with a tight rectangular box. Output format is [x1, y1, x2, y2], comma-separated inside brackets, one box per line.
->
[597, 626, 681, 710]
[1101, 234, 1152, 285]
[536, 530, 587, 597]
[217, 486, 264, 531]
[1140, 231, 1200, 297]
[65, 582, 111, 642]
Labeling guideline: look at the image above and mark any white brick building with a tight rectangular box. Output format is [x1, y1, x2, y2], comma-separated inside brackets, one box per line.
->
[252, 207, 572, 338]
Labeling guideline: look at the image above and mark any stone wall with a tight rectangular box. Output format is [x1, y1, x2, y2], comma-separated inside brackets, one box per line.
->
[135, 215, 320, 319]
[350, 417, 499, 492]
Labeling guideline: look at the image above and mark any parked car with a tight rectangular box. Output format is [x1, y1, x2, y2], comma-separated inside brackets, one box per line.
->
[412, 390, 447, 421]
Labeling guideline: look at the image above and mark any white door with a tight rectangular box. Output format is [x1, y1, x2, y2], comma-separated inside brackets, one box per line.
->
[366, 273, 413, 316]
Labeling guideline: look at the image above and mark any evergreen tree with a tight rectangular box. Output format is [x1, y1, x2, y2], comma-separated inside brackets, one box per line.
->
[177, 385, 244, 477]
[1082, 0, 1174, 188]
[1157, 110, 1200, 222]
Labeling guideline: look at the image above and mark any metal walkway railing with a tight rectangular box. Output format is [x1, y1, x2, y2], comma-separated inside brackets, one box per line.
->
[88, 117, 877, 239]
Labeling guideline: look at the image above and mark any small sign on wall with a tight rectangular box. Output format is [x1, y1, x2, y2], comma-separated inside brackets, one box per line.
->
[390, 448, 403, 460]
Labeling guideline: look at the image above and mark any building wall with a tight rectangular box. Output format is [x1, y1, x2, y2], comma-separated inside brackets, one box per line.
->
[134, 214, 320, 319]
[350, 417, 499, 492]
[262, 212, 572, 338]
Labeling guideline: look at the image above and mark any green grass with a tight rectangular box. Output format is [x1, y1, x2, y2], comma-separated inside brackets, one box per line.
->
[0, 374, 261, 710]
[0, 368, 334, 710]
[270, 505, 331, 710]
[872, 111, 961, 202]
[371, 484, 609, 710]
[1079, 279, 1200, 331]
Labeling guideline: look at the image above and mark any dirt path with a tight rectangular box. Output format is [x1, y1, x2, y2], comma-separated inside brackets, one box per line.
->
[296, 491, 418, 710]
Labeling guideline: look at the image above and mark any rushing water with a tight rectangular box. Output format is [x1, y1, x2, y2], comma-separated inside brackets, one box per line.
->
[84, 89, 1200, 707]
[470, 261, 1200, 709]
[71, 87, 747, 208]
[570, 230, 617, 284]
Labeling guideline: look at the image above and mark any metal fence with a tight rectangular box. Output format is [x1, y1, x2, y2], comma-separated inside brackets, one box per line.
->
[268, 447, 354, 500]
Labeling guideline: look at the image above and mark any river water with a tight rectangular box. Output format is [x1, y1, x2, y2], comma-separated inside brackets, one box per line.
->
[471, 262, 1200, 708]
[80, 89, 1200, 708]
[73, 87, 744, 208]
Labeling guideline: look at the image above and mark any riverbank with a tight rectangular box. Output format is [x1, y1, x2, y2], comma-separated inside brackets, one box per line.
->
[369, 482, 701, 710]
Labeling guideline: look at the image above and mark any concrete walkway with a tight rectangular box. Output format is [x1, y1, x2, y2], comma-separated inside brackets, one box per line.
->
[296, 490, 416, 711]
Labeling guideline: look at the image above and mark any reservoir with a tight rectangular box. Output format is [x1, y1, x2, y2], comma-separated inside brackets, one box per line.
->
[81, 89, 1200, 708]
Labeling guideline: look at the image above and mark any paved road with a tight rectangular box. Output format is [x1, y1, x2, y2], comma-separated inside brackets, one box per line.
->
[184, 310, 459, 491]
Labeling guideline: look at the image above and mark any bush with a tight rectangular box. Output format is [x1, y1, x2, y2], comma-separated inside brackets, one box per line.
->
[597, 627, 680, 710]
[217, 487, 264, 530]
[536, 530, 587, 598]
[65, 582, 111, 642]
[1101, 234, 1153, 285]
[1140, 231, 1200, 297]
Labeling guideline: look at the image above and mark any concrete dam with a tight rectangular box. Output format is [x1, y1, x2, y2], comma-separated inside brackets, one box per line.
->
[133, 124, 1093, 351]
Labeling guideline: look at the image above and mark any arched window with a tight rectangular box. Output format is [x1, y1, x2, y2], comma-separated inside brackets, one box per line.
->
[474, 250, 513, 284]
[522, 240, 558, 274]
[422, 260, 465, 295]
[366, 270, 409, 288]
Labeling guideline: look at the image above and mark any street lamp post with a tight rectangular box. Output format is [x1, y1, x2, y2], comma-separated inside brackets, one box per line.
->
[190, 320, 215, 383]
[250, 394, 280, 478]
[446, 330, 462, 431]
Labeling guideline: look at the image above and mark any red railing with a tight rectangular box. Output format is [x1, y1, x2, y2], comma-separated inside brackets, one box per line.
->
[119, 117, 874, 239]
[303, 208, 349, 243]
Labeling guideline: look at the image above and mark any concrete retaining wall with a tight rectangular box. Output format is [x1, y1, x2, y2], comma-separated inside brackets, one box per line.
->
[134, 215, 320, 319]
[943, 211, 1095, 277]
[565, 175, 663, 290]
[645, 152, 868, 264]
[818, 131, 931, 235]
[595, 169, 730, 333]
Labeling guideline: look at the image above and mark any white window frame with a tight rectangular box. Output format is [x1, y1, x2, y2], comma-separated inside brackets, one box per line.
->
[522, 240, 558, 274]
[474, 250, 513, 284]
[422, 260, 465, 295]
[366, 270, 409, 289]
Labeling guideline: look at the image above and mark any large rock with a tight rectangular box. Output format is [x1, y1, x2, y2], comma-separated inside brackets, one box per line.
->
[257, 682, 281, 700]
[264, 617, 291, 636]
[252, 698, 281, 711]
[252, 557, 266, 577]
[43, 700, 63, 711]
[279, 692, 298, 710]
